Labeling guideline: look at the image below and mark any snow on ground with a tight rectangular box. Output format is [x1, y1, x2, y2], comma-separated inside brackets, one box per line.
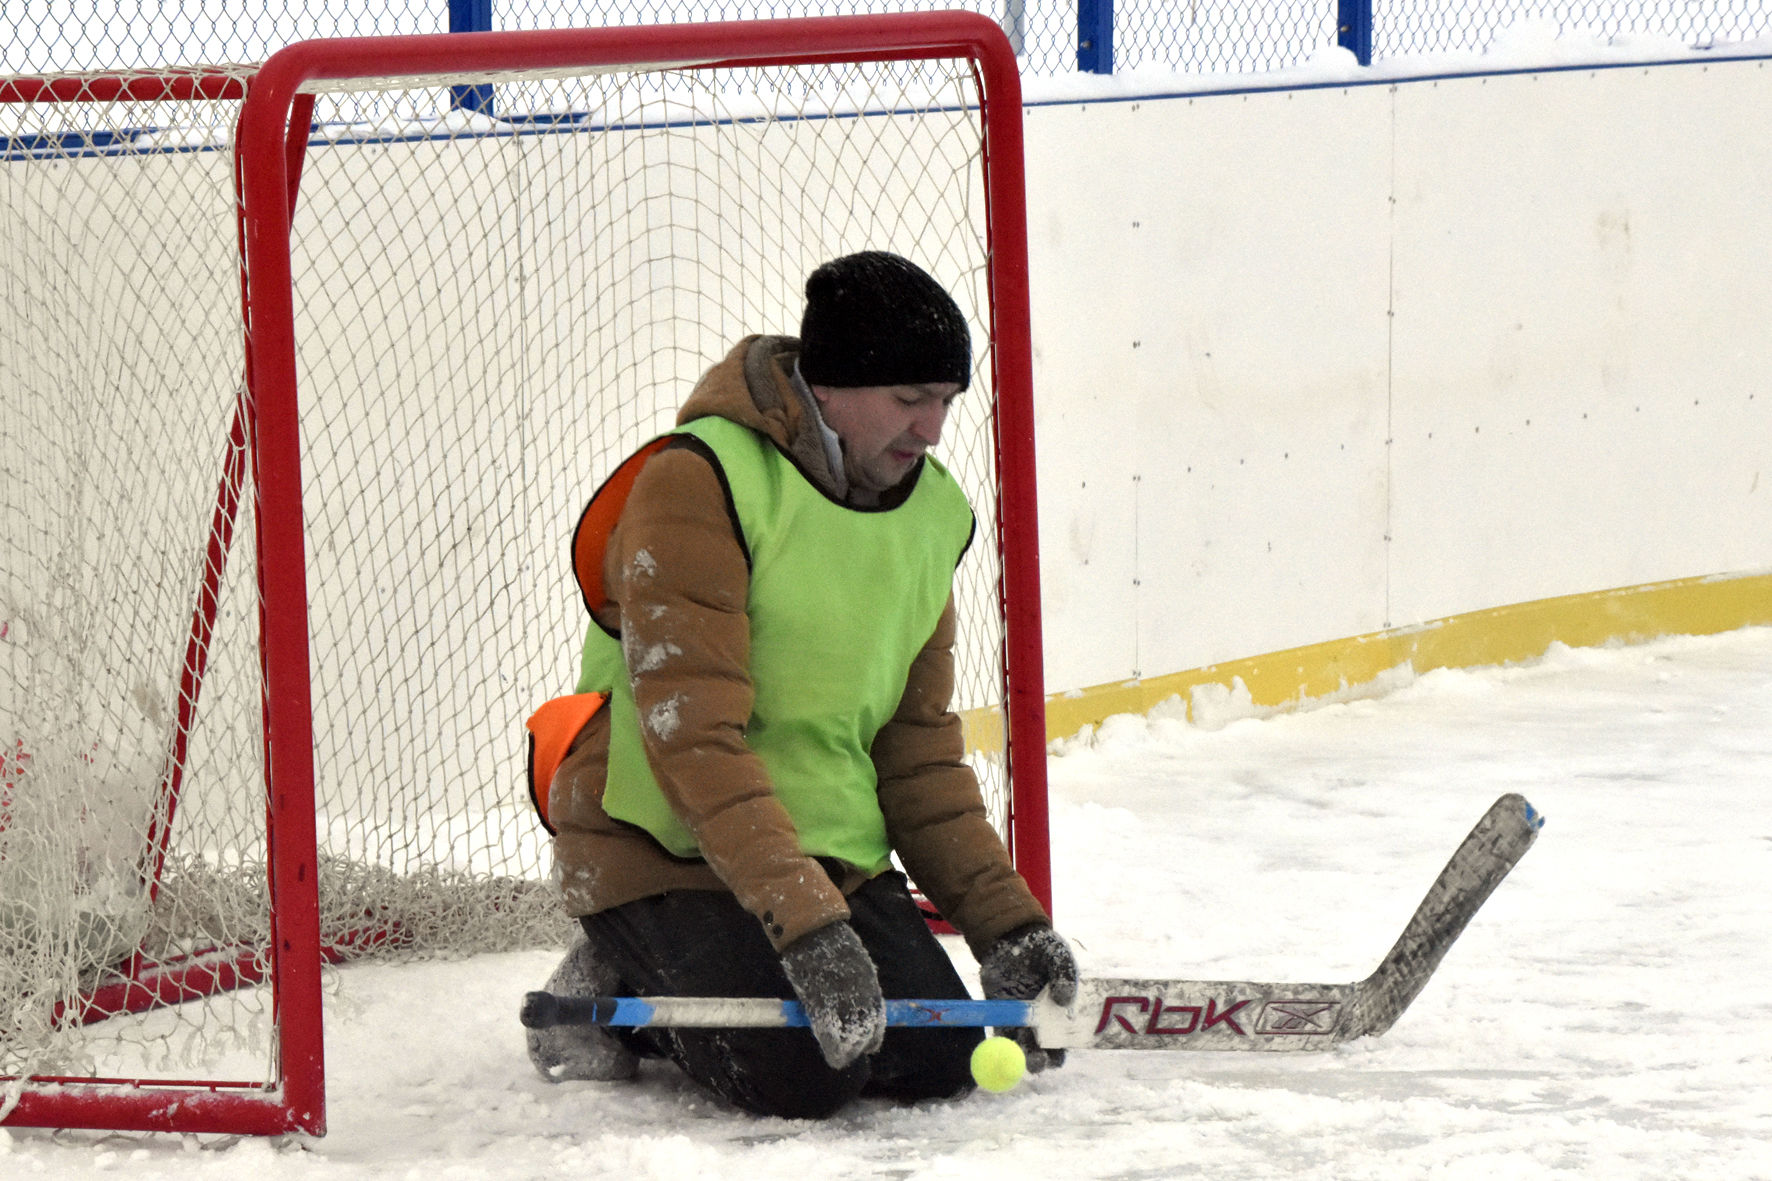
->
[5, 627, 1770, 1179]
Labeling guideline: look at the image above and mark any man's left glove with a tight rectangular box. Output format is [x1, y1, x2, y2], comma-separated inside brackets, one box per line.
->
[979, 923, 1079, 1072]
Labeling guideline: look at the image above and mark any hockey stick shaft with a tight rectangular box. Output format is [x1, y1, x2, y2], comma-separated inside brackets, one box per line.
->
[521, 992, 1027, 1031]
[520, 793, 1542, 1052]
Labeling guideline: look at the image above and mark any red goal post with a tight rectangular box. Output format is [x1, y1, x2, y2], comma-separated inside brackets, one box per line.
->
[0, 13, 1047, 1137]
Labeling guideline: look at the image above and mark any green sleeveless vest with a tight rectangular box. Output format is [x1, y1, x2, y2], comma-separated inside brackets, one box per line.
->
[576, 415, 974, 871]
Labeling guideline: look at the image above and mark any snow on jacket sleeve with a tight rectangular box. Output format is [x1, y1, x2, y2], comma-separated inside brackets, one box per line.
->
[605, 443, 851, 952]
[871, 597, 1053, 960]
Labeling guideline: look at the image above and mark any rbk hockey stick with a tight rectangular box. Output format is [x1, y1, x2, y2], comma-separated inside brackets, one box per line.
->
[520, 793, 1543, 1051]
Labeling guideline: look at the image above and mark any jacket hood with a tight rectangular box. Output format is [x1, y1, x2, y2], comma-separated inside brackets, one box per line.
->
[678, 334, 843, 498]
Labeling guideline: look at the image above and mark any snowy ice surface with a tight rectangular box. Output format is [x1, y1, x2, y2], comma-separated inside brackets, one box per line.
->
[5, 627, 1770, 1179]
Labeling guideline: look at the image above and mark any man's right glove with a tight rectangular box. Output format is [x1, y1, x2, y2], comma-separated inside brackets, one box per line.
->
[779, 920, 886, 1070]
[979, 923, 1079, 1073]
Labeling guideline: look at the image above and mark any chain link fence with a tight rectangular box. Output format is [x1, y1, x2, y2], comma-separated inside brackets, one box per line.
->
[1374, 0, 1772, 60]
[5, 1, 447, 73]
[1107, 1, 1338, 75]
[6, 3, 1772, 97]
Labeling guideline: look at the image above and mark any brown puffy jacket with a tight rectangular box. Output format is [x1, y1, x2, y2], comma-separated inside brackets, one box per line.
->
[547, 335, 1049, 957]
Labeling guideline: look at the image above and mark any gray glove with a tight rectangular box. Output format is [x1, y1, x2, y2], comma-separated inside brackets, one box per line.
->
[779, 921, 886, 1070]
[979, 923, 1079, 1072]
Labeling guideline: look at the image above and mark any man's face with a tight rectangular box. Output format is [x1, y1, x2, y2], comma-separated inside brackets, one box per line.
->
[812, 380, 961, 494]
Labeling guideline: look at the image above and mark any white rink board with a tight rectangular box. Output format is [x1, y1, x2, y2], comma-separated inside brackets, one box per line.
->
[1024, 86, 1394, 685]
[1387, 65, 1772, 618]
[1024, 57, 1772, 694]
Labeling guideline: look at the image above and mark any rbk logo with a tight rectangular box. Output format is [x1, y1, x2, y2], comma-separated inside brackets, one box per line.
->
[1094, 995, 1251, 1037]
[1092, 995, 1343, 1038]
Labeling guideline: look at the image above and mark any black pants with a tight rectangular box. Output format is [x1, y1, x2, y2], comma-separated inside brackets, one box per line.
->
[580, 870, 981, 1118]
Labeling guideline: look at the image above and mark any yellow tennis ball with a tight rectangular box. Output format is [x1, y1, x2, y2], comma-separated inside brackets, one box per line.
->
[969, 1035, 1026, 1093]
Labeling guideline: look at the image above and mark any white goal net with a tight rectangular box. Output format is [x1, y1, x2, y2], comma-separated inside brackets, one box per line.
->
[1, 17, 1041, 1134]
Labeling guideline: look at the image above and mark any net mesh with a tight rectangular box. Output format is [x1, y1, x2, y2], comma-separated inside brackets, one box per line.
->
[1, 55, 1011, 1101]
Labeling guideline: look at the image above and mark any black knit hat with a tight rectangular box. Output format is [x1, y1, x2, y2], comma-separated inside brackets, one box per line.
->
[798, 251, 971, 391]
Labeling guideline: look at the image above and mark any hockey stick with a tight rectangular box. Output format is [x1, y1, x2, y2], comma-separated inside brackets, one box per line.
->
[520, 792, 1543, 1051]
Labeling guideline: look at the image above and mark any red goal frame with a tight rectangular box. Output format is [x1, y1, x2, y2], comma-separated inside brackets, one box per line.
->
[0, 12, 1047, 1138]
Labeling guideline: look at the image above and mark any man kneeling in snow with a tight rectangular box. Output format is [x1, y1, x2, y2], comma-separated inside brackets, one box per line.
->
[526, 251, 1075, 1118]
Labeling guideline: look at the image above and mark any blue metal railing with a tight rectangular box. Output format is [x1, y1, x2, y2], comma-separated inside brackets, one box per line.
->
[1340, 0, 1375, 65]
[448, 0, 496, 113]
[1076, 0, 1114, 73]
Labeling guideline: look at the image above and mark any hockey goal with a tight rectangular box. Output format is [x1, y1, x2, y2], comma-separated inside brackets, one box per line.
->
[0, 14, 1046, 1136]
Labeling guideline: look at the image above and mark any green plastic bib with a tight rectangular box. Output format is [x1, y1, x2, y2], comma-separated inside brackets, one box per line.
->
[578, 416, 973, 870]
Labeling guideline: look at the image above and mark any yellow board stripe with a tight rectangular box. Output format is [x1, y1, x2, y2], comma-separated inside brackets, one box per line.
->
[961, 569, 1772, 751]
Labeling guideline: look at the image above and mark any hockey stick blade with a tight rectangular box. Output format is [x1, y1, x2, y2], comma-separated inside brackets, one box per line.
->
[1044, 791, 1544, 1050]
[1345, 789, 1543, 1038]
[519, 793, 1542, 1052]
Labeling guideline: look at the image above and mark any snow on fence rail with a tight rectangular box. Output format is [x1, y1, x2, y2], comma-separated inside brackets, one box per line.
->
[7, 1, 1772, 80]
